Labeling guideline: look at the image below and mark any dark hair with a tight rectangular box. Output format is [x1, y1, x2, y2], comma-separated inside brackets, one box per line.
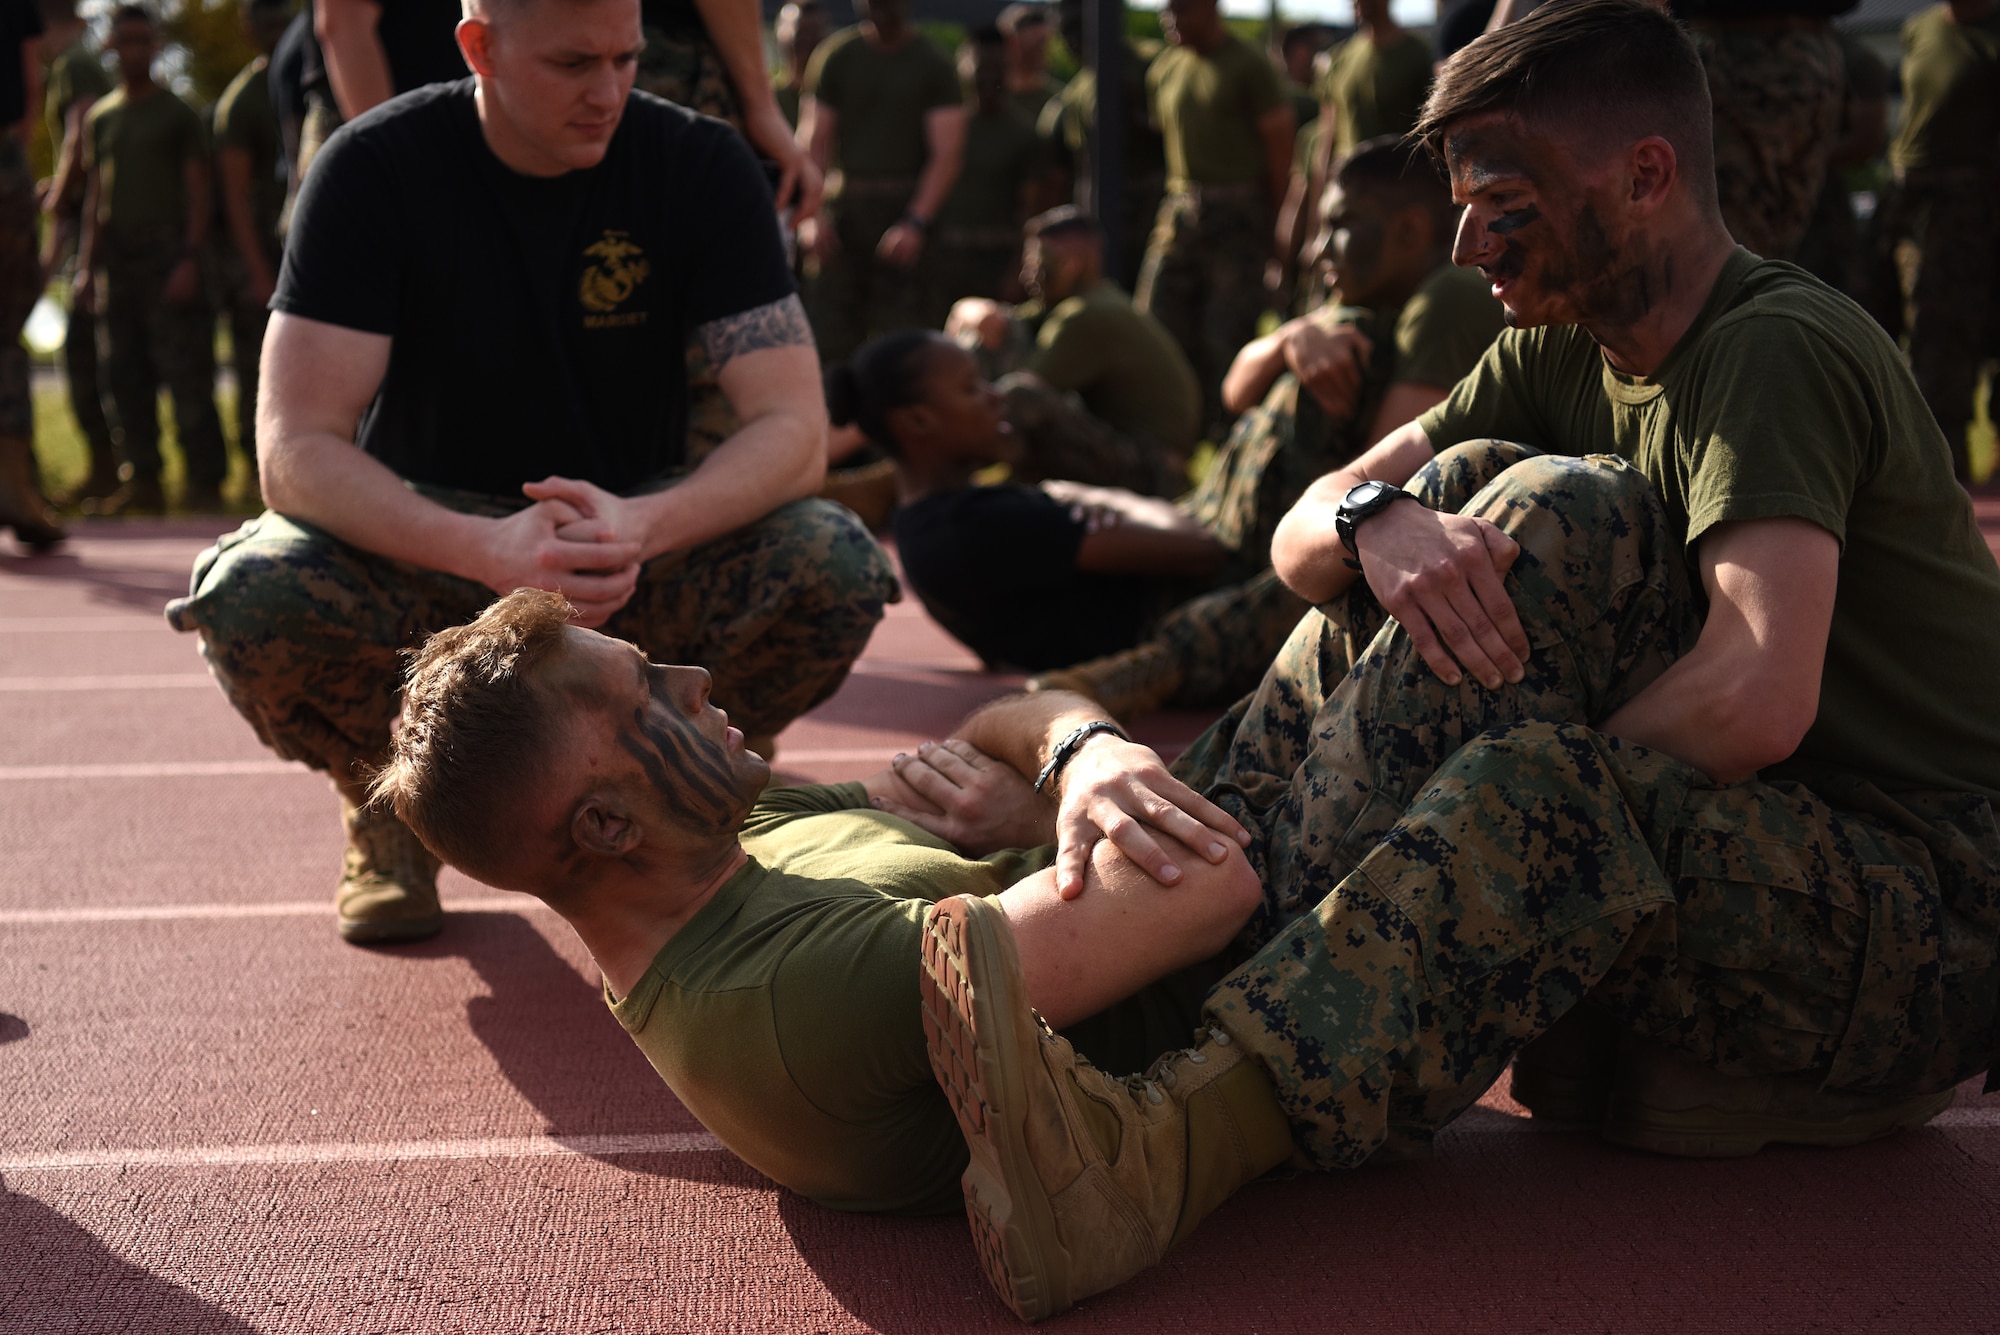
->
[1024, 205, 1101, 246]
[825, 330, 945, 453]
[1415, 0, 1716, 210]
[110, 3, 156, 25]
[369, 588, 574, 887]
[1280, 23, 1327, 57]
[1334, 135, 1457, 233]
[968, 23, 1006, 50]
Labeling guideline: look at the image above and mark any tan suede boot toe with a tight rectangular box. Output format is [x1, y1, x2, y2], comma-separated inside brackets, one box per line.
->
[336, 801, 444, 945]
[920, 895, 1292, 1321]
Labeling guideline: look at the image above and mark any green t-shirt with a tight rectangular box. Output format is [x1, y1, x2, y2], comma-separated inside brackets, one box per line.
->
[1028, 280, 1201, 455]
[1006, 75, 1061, 130]
[932, 106, 1047, 235]
[805, 27, 961, 181]
[607, 783, 1208, 1215]
[1147, 32, 1286, 187]
[44, 33, 111, 145]
[214, 60, 283, 248]
[1391, 263, 1506, 390]
[1890, 4, 2000, 173]
[1314, 29, 1432, 163]
[1043, 43, 1168, 178]
[1418, 249, 2000, 801]
[86, 85, 208, 242]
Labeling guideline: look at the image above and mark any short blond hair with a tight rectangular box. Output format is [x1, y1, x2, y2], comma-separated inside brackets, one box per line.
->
[369, 589, 575, 884]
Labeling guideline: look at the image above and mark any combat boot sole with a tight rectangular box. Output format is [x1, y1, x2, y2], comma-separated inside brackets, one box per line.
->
[336, 906, 445, 945]
[921, 897, 1078, 1322]
[1602, 1086, 1954, 1158]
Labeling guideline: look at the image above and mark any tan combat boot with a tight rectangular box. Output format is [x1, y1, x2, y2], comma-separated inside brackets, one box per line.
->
[920, 895, 1293, 1321]
[337, 799, 444, 944]
[1600, 1035, 1955, 1157]
[1025, 641, 1184, 727]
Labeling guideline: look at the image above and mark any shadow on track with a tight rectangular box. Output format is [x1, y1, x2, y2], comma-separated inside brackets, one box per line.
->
[0, 1180, 260, 1333]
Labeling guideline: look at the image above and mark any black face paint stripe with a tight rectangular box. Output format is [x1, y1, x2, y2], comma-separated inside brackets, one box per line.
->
[618, 706, 738, 826]
[1487, 205, 1541, 236]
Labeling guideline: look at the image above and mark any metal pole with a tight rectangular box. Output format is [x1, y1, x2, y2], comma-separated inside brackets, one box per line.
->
[1085, 0, 1126, 280]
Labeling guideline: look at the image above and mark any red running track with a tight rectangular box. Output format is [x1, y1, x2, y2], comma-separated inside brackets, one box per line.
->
[4, 512, 2000, 1334]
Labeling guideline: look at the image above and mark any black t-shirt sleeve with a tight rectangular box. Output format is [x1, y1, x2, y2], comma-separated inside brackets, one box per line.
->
[683, 125, 797, 328]
[271, 120, 404, 334]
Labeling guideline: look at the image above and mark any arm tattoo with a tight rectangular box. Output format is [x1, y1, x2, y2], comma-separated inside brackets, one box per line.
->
[698, 293, 815, 367]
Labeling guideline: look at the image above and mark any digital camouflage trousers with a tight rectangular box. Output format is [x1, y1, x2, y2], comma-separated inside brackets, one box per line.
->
[1888, 169, 2000, 477]
[1690, 22, 1845, 261]
[1000, 373, 1186, 499]
[165, 495, 898, 804]
[1136, 186, 1276, 436]
[1172, 441, 2000, 1170]
[95, 227, 230, 487]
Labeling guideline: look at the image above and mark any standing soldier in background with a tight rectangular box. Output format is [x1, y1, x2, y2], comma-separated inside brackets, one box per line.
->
[1675, 0, 1850, 261]
[77, 5, 229, 516]
[1039, 0, 1164, 291]
[1277, 22, 1331, 132]
[37, 0, 117, 512]
[798, 0, 965, 362]
[1138, 0, 1292, 437]
[928, 27, 1050, 320]
[1792, 32, 1889, 308]
[0, 0, 59, 548]
[1885, 0, 2000, 480]
[212, 0, 291, 501]
[772, 0, 827, 129]
[1280, 0, 1428, 310]
[997, 2, 1056, 125]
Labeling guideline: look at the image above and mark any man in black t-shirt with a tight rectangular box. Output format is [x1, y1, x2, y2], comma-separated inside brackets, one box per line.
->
[168, 0, 896, 947]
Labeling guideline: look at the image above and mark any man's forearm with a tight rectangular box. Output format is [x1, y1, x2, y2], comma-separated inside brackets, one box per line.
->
[318, 0, 394, 119]
[954, 692, 1119, 787]
[218, 150, 274, 290]
[690, 0, 779, 129]
[907, 109, 966, 221]
[623, 405, 824, 560]
[263, 427, 493, 579]
[1271, 420, 1435, 602]
[1222, 329, 1289, 416]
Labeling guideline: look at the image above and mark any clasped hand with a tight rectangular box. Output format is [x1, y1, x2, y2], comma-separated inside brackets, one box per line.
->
[1354, 500, 1531, 691]
[476, 476, 648, 628]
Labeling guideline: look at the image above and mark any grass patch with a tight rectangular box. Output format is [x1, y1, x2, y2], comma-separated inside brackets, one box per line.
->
[31, 376, 263, 516]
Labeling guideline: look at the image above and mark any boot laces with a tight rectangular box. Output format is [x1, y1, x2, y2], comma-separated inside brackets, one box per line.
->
[1121, 1028, 1231, 1104]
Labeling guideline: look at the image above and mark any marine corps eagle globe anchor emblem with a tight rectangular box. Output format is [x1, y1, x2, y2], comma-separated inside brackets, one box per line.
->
[580, 230, 652, 316]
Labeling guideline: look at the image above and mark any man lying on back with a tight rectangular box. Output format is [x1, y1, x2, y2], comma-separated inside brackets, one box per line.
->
[368, 587, 1260, 1214]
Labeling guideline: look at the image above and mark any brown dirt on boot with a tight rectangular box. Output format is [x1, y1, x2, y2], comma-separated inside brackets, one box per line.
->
[920, 895, 1292, 1321]
[1025, 641, 1185, 727]
[1510, 1004, 1617, 1125]
[0, 435, 66, 552]
[337, 801, 444, 944]
[1601, 1035, 1955, 1158]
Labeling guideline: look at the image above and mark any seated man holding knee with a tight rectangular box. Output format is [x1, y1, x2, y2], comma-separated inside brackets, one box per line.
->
[166, 0, 896, 944]
[919, 0, 2000, 1320]
[368, 587, 1261, 1215]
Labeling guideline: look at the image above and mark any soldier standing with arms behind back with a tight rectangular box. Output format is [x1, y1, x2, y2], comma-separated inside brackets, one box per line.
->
[1885, 0, 2000, 480]
[1137, 0, 1293, 438]
[77, 4, 230, 516]
[797, 0, 965, 363]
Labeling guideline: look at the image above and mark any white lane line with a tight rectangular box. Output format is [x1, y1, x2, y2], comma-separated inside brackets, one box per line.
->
[0, 749, 897, 783]
[0, 674, 212, 691]
[0, 760, 304, 781]
[0, 896, 549, 924]
[0, 1130, 726, 1173]
[0, 617, 172, 632]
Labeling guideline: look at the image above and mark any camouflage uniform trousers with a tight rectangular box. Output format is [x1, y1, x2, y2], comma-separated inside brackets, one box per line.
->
[1689, 21, 1845, 261]
[1148, 568, 1306, 707]
[95, 227, 230, 488]
[999, 372, 1184, 498]
[163, 493, 899, 806]
[1886, 168, 2000, 477]
[1135, 184, 1277, 436]
[634, 24, 747, 469]
[804, 180, 933, 365]
[1181, 309, 1391, 573]
[1170, 440, 2000, 1170]
[0, 139, 38, 444]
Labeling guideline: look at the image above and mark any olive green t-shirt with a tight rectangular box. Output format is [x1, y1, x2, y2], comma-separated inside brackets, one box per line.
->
[932, 106, 1046, 235]
[86, 85, 207, 241]
[1042, 50, 1169, 177]
[805, 27, 961, 181]
[214, 60, 283, 248]
[1314, 29, 1432, 163]
[1007, 74, 1061, 129]
[44, 33, 111, 145]
[1028, 280, 1202, 455]
[1147, 32, 1286, 187]
[1391, 263, 1506, 390]
[1418, 249, 2000, 801]
[606, 783, 1209, 1216]
[1890, 4, 2000, 172]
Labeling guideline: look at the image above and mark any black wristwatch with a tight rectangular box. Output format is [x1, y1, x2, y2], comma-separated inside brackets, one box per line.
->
[1333, 480, 1410, 570]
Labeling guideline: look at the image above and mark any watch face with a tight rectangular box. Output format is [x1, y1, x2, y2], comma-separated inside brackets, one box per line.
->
[1346, 480, 1391, 510]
